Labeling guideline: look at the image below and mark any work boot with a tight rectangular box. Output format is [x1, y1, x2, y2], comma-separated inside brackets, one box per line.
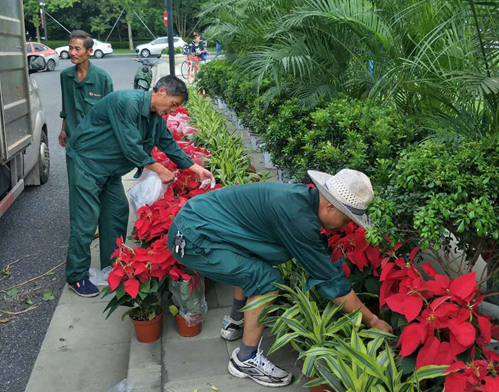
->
[228, 347, 293, 387]
[220, 315, 244, 341]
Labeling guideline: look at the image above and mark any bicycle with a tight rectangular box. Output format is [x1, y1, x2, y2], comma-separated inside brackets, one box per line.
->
[181, 54, 202, 84]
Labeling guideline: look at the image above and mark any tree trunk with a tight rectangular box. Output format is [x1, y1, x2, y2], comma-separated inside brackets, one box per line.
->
[127, 21, 133, 51]
[36, 26, 41, 43]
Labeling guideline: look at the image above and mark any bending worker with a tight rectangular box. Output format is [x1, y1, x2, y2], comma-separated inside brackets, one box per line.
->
[65, 76, 213, 297]
[168, 169, 393, 388]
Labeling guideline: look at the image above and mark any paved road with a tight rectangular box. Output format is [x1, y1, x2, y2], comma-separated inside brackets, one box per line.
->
[0, 57, 142, 392]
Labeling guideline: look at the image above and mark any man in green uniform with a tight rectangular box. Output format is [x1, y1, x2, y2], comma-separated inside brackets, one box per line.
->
[168, 169, 393, 387]
[59, 30, 113, 147]
[65, 76, 213, 297]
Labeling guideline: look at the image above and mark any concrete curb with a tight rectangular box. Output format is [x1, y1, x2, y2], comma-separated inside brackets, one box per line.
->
[127, 334, 163, 392]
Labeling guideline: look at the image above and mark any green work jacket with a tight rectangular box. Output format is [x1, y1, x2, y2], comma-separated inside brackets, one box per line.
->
[174, 182, 352, 300]
[65, 90, 194, 178]
[60, 62, 114, 138]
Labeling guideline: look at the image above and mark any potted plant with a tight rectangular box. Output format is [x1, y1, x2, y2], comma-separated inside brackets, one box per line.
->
[102, 236, 179, 343]
[169, 272, 207, 337]
[103, 273, 166, 343]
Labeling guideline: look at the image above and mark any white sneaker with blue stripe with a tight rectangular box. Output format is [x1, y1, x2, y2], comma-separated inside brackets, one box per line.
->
[220, 315, 244, 341]
[228, 346, 293, 387]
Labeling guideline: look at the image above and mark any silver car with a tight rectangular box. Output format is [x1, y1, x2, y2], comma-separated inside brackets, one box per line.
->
[135, 37, 187, 58]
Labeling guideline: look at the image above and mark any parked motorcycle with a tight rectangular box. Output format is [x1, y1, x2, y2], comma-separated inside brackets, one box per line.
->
[133, 58, 161, 90]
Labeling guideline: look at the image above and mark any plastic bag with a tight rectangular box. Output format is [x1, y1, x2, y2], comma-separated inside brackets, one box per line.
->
[107, 379, 133, 392]
[169, 276, 207, 327]
[89, 266, 113, 287]
[129, 169, 170, 213]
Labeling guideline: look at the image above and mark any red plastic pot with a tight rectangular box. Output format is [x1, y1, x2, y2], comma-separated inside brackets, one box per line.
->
[175, 314, 202, 337]
[131, 313, 163, 343]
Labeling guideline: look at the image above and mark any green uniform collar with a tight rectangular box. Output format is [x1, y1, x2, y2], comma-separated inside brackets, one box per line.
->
[141, 92, 153, 118]
[65, 61, 96, 85]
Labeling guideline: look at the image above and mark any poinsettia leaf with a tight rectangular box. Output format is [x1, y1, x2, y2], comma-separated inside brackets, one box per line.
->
[421, 262, 438, 278]
[398, 322, 426, 357]
[449, 272, 476, 302]
[409, 247, 419, 262]
[108, 270, 122, 292]
[380, 263, 395, 282]
[405, 295, 423, 322]
[416, 336, 440, 369]
[448, 321, 476, 348]
[124, 279, 140, 299]
[443, 372, 467, 391]
[430, 295, 452, 311]
[477, 316, 492, 344]
[484, 376, 499, 392]
[385, 293, 406, 315]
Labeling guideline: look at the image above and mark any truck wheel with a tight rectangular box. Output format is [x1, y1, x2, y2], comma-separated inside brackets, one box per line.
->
[39, 131, 50, 184]
[94, 50, 104, 59]
[46, 59, 56, 71]
[60, 51, 69, 59]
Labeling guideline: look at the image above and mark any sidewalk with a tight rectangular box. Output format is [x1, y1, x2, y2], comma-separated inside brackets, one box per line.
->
[25, 173, 139, 392]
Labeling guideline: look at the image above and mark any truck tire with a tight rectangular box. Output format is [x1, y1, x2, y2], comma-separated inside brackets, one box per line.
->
[38, 131, 50, 184]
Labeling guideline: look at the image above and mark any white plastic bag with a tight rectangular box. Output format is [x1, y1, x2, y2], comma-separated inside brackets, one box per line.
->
[107, 379, 133, 392]
[129, 169, 169, 213]
[89, 266, 113, 287]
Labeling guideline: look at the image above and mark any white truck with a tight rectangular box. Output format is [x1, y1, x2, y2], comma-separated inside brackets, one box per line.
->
[0, 0, 50, 218]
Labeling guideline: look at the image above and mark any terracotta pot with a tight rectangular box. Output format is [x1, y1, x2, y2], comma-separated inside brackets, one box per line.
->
[307, 376, 331, 392]
[131, 313, 163, 343]
[175, 314, 202, 337]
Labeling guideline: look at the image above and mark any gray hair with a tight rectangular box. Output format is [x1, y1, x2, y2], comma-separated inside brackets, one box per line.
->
[153, 76, 189, 102]
[69, 30, 93, 50]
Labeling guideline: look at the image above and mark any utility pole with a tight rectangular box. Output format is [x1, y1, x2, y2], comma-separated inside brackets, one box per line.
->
[166, 0, 175, 76]
[39, 1, 48, 44]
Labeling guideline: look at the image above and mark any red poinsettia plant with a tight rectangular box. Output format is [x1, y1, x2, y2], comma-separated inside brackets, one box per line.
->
[443, 345, 499, 391]
[379, 248, 496, 374]
[322, 216, 498, 389]
[104, 106, 221, 320]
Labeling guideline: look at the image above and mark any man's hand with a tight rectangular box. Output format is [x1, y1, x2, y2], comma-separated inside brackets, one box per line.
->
[189, 163, 214, 182]
[58, 129, 67, 147]
[158, 169, 176, 184]
[368, 316, 394, 334]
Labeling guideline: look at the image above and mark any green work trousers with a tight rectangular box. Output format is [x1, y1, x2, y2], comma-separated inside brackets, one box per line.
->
[66, 156, 129, 283]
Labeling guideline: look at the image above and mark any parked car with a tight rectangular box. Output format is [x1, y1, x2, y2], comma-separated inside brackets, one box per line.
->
[56, 39, 113, 60]
[135, 37, 186, 58]
[25, 42, 59, 71]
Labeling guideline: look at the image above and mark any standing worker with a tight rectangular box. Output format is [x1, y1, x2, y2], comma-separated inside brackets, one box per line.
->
[58, 30, 113, 148]
[168, 169, 393, 387]
[65, 76, 213, 297]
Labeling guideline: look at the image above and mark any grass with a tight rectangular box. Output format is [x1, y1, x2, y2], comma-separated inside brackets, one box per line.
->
[113, 48, 136, 54]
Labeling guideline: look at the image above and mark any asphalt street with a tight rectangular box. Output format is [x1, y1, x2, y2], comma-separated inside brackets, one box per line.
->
[0, 56, 142, 392]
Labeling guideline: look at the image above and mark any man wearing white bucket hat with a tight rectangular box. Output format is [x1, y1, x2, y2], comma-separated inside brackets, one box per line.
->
[168, 169, 393, 388]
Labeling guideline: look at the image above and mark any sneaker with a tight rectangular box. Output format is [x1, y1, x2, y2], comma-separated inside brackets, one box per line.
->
[68, 277, 100, 297]
[228, 346, 293, 387]
[221, 315, 244, 341]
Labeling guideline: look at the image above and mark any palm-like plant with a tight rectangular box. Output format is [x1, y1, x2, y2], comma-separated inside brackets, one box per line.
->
[200, 0, 499, 138]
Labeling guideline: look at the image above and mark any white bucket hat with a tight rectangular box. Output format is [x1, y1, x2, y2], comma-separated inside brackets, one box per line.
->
[308, 169, 374, 228]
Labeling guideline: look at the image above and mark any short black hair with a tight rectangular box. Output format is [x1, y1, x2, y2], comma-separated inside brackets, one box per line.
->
[69, 30, 93, 50]
[153, 76, 189, 102]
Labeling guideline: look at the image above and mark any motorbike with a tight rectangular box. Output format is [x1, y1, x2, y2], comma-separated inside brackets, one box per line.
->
[133, 58, 161, 90]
